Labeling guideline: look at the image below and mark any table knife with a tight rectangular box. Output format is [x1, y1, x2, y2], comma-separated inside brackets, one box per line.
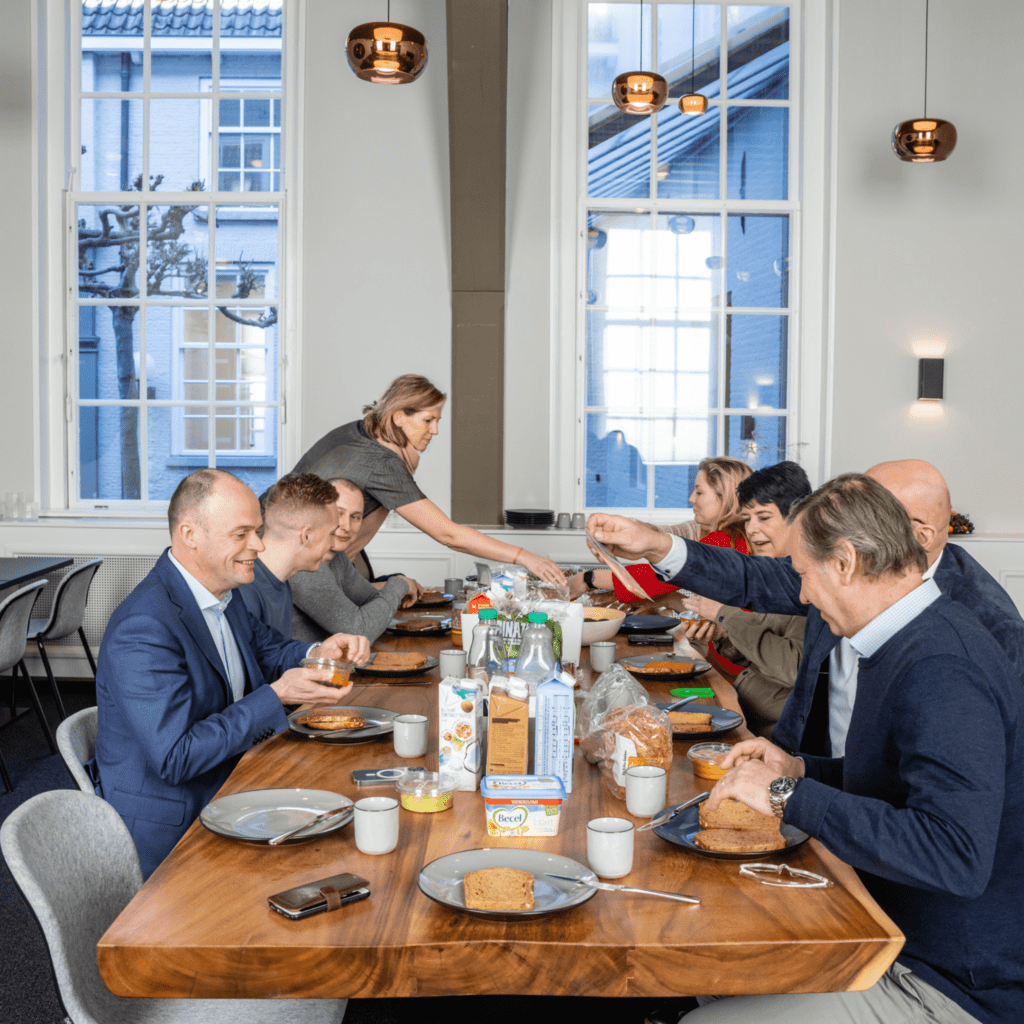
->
[268, 806, 353, 846]
[543, 873, 700, 905]
[637, 791, 710, 832]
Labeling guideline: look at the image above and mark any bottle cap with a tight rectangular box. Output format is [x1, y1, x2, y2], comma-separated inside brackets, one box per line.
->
[478, 608, 498, 620]
[507, 676, 528, 699]
[527, 612, 548, 623]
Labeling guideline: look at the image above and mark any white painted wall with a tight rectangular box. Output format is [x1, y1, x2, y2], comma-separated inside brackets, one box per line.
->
[827, 0, 1024, 533]
[299, 0, 452, 516]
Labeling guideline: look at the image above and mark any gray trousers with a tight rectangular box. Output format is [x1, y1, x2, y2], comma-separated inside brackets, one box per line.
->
[686, 962, 980, 1024]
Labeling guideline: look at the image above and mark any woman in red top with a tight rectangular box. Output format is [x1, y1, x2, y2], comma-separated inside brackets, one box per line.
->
[571, 456, 752, 672]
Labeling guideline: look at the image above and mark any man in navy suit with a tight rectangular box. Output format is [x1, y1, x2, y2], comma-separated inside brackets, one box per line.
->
[588, 459, 1024, 759]
[92, 469, 371, 877]
[592, 476, 1024, 1024]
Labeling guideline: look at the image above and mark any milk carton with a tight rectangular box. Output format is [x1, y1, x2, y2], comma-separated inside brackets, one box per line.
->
[438, 677, 484, 792]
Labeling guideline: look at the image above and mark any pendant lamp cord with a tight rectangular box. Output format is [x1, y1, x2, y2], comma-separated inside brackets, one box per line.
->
[925, 0, 933, 117]
[388, 0, 391, 22]
[639, 2, 643, 69]
[691, 0, 696, 93]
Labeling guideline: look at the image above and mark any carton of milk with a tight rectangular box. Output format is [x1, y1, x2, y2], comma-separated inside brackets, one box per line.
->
[438, 677, 485, 792]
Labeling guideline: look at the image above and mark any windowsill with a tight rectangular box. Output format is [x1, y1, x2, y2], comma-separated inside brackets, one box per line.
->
[166, 456, 277, 468]
[192, 207, 279, 223]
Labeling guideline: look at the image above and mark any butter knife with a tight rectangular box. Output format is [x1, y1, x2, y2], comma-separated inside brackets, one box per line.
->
[267, 805, 353, 846]
[637, 791, 710, 832]
[544, 873, 700, 905]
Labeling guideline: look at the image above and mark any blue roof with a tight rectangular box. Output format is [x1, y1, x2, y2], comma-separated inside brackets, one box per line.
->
[82, 1, 282, 38]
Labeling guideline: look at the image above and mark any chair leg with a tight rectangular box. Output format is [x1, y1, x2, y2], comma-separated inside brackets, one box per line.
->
[36, 641, 68, 722]
[17, 660, 58, 755]
[78, 626, 98, 678]
[0, 746, 12, 793]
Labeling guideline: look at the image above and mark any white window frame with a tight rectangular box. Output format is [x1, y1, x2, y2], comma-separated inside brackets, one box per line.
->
[548, 0, 838, 521]
[39, 0, 305, 514]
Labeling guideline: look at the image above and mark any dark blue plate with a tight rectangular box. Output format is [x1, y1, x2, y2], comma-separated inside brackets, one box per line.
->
[654, 802, 809, 859]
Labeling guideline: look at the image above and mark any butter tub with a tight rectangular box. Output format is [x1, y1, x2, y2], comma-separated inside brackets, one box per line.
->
[481, 775, 566, 837]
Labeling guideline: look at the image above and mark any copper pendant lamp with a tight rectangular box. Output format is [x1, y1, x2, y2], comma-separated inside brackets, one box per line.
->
[347, 1, 427, 85]
[679, 0, 707, 115]
[892, 0, 956, 162]
[612, 3, 668, 115]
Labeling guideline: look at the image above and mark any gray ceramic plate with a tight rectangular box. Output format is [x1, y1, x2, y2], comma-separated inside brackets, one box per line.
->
[654, 803, 808, 859]
[287, 704, 397, 743]
[619, 653, 712, 680]
[200, 788, 353, 843]
[655, 702, 744, 738]
[356, 653, 440, 678]
[418, 848, 598, 918]
[388, 614, 452, 636]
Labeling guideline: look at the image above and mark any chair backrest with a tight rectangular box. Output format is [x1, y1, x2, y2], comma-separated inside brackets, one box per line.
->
[56, 706, 98, 793]
[35, 558, 103, 642]
[0, 790, 143, 1024]
[0, 579, 47, 673]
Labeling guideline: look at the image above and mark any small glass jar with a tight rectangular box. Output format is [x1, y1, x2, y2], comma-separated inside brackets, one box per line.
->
[397, 772, 457, 813]
[687, 742, 733, 780]
[300, 656, 353, 688]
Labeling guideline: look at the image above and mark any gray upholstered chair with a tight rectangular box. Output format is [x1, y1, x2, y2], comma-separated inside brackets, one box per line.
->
[27, 558, 103, 721]
[55, 706, 98, 793]
[0, 580, 57, 790]
[0, 790, 348, 1024]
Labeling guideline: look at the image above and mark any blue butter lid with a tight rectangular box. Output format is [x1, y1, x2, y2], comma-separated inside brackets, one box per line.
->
[481, 774, 566, 801]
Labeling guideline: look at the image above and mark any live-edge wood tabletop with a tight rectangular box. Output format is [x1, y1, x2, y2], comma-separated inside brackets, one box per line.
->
[97, 612, 903, 1000]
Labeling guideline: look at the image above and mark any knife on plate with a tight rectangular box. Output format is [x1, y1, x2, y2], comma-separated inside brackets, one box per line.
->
[543, 873, 700, 905]
[637, 791, 710, 832]
[267, 806, 354, 845]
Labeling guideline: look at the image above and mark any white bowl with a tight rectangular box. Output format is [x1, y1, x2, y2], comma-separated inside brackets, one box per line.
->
[580, 606, 626, 646]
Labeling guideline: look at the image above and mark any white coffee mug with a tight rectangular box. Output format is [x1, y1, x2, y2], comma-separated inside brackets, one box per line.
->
[625, 765, 667, 817]
[354, 797, 399, 855]
[438, 648, 467, 679]
[590, 641, 617, 672]
[393, 714, 428, 758]
[587, 816, 634, 878]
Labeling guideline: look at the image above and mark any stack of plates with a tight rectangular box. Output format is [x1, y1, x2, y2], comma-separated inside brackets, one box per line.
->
[504, 508, 555, 528]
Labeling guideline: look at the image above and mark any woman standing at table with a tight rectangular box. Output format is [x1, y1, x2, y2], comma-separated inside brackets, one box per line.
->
[292, 375, 565, 586]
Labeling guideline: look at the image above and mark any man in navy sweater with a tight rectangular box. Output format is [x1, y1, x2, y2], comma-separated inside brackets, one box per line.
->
[591, 476, 1023, 1024]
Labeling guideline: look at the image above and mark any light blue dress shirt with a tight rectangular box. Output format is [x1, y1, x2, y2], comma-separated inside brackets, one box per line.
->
[168, 551, 247, 701]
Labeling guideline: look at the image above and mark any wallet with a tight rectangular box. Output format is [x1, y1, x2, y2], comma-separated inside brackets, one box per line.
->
[268, 872, 370, 919]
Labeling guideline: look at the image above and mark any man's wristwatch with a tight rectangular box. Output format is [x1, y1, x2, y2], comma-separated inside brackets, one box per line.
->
[583, 569, 597, 591]
[768, 776, 799, 819]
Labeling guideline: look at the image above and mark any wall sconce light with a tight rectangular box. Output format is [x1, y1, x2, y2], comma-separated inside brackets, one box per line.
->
[917, 358, 944, 400]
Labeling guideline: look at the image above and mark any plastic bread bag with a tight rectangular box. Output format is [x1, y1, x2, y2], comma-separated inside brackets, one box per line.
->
[578, 663, 650, 765]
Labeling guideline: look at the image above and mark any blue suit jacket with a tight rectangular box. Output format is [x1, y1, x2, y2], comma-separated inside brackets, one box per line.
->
[665, 539, 1024, 754]
[93, 550, 309, 876]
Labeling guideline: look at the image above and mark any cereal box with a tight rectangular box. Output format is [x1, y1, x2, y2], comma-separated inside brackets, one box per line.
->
[438, 677, 484, 792]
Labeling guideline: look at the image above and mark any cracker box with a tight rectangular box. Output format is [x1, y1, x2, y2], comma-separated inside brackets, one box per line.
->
[480, 775, 566, 837]
[438, 677, 485, 792]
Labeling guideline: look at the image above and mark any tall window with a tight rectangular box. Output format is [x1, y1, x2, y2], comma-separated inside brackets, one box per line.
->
[74, 0, 284, 507]
[583, 2, 796, 511]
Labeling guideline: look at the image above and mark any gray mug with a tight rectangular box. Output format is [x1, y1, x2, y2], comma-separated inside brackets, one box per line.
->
[590, 641, 617, 672]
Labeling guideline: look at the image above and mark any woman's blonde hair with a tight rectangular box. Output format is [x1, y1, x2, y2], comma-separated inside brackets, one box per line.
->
[698, 456, 753, 542]
[362, 375, 447, 447]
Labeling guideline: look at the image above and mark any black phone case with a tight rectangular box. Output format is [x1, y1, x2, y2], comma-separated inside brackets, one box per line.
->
[628, 634, 674, 645]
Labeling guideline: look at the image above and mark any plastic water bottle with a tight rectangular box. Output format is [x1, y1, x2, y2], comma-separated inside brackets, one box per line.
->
[469, 608, 507, 683]
[513, 612, 558, 699]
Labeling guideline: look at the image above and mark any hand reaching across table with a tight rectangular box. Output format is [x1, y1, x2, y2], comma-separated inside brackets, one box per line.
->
[586, 513, 674, 564]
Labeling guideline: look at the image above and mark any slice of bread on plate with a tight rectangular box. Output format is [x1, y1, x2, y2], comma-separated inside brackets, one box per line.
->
[462, 867, 535, 911]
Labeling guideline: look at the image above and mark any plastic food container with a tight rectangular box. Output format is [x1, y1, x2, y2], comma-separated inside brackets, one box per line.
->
[687, 742, 733, 780]
[397, 772, 457, 813]
[299, 657, 352, 688]
[480, 775, 566, 837]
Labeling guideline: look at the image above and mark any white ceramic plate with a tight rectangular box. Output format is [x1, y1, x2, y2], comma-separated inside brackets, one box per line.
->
[418, 848, 598, 918]
[200, 788, 353, 843]
[287, 705, 397, 743]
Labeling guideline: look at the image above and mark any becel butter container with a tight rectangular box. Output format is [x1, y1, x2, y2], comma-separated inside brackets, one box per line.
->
[480, 775, 566, 837]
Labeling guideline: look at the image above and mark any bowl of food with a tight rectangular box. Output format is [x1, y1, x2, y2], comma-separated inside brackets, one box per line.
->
[687, 742, 733, 780]
[580, 606, 627, 646]
[397, 772, 457, 813]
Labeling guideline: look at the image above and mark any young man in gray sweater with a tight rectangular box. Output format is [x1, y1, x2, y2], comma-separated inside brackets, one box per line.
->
[291, 478, 420, 644]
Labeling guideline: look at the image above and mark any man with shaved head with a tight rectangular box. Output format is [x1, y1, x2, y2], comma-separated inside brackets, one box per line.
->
[586, 458, 1024, 761]
[92, 469, 371, 876]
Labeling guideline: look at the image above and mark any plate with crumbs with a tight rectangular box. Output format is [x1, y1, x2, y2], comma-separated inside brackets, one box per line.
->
[418, 848, 598, 918]
[356, 653, 439, 678]
[200, 788, 353, 844]
[287, 705, 397, 743]
[619, 653, 711, 680]
[388, 614, 452, 636]
[655, 702, 743, 739]
[653, 803, 809, 860]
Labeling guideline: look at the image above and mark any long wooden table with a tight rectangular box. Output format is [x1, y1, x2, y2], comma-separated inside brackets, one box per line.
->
[97, 621, 902, 1000]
